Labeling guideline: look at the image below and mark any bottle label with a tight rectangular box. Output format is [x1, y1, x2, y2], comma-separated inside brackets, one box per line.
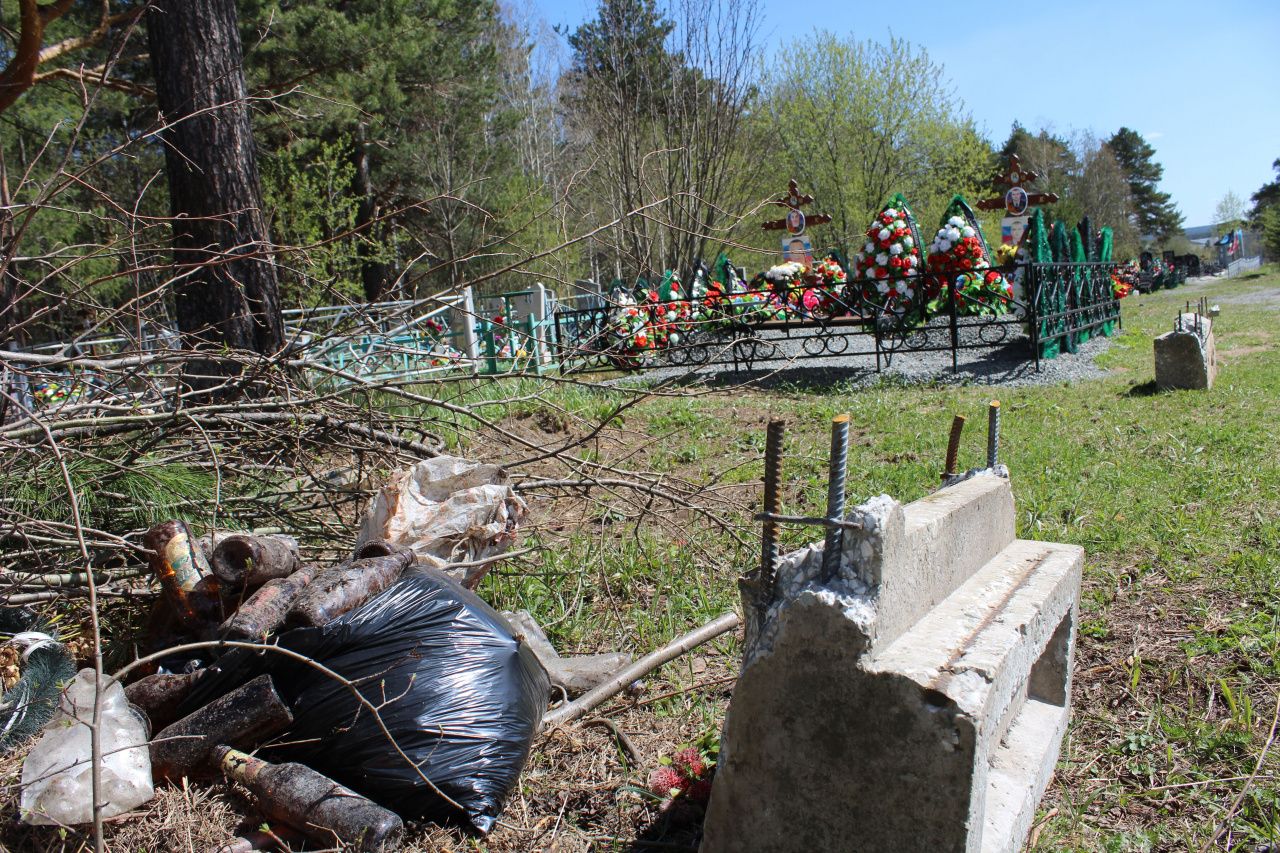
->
[218, 746, 264, 783]
[164, 530, 209, 592]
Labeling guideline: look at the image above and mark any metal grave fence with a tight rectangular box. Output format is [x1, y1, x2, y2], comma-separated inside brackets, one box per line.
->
[543, 261, 1122, 376]
[6, 260, 1126, 411]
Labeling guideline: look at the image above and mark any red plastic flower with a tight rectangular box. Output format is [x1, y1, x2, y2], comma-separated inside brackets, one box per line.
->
[649, 766, 684, 797]
[672, 747, 706, 778]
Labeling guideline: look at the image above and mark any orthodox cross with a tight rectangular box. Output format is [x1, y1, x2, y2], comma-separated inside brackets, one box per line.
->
[762, 179, 833, 231]
[975, 154, 1059, 213]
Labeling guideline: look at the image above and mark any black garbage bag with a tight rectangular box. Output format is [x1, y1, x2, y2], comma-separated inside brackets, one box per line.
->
[181, 567, 549, 833]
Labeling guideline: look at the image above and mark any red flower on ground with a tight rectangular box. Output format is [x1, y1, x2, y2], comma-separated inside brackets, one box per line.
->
[649, 766, 684, 798]
[672, 747, 706, 778]
[684, 779, 713, 803]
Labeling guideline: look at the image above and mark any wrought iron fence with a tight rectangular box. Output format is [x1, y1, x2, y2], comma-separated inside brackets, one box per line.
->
[545, 261, 1122, 376]
[8, 260, 1127, 409]
[1026, 262, 1122, 364]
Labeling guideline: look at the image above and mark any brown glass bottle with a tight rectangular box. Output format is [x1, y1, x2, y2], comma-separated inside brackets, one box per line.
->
[124, 670, 204, 731]
[144, 520, 223, 628]
[152, 675, 293, 781]
[213, 746, 404, 852]
[220, 563, 319, 640]
[286, 550, 414, 628]
[210, 534, 300, 588]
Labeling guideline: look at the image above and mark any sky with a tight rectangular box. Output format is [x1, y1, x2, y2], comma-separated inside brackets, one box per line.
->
[530, 0, 1280, 229]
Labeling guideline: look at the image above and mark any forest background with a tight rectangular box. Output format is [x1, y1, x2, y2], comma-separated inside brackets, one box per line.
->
[2, 0, 1195, 348]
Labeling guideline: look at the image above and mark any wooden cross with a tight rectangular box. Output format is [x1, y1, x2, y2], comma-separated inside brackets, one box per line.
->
[762, 179, 833, 231]
[975, 154, 1059, 212]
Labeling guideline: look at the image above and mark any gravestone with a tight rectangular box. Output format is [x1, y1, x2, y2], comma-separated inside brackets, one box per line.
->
[450, 286, 480, 371]
[701, 474, 1081, 853]
[508, 282, 553, 365]
[1154, 313, 1216, 390]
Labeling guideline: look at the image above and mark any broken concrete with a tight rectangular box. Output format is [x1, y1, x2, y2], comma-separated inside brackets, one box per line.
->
[1154, 313, 1217, 391]
[701, 474, 1081, 853]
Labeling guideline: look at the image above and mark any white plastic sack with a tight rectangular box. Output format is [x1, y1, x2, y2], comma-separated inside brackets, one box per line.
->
[21, 669, 154, 825]
[356, 456, 526, 588]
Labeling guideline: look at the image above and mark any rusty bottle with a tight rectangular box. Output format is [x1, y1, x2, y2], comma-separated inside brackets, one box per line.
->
[213, 746, 404, 852]
[151, 674, 293, 781]
[353, 538, 394, 560]
[211, 534, 300, 588]
[144, 520, 223, 628]
[286, 550, 415, 628]
[221, 564, 319, 640]
[125, 670, 204, 731]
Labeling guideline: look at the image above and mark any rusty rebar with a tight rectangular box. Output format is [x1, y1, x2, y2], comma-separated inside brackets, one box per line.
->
[942, 415, 966, 482]
[986, 400, 1001, 469]
[821, 414, 851, 581]
[759, 419, 785, 599]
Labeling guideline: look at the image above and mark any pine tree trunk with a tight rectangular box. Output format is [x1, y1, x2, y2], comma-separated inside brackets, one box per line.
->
[0, 162, 29, 423]
[147, 0, 283, 379]
[351, 139, 388, 303]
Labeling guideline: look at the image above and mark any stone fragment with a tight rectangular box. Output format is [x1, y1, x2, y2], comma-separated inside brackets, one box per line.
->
[1154, 313, 1217, 390]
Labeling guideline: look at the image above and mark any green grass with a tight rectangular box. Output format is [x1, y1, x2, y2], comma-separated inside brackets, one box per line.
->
[424, 269, 1280, 848]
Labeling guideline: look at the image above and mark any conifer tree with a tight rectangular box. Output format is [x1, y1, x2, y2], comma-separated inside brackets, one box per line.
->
[1107, 127, 1182, 239]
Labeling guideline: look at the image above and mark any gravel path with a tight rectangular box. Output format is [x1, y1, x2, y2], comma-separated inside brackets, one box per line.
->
[611, 314, 1116, 390]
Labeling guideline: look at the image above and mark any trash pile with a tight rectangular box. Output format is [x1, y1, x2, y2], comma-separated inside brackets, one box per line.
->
[8, 456, 560, 849]
[4, 453, 742, 850]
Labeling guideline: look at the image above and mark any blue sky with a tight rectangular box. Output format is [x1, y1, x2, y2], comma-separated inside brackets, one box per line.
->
[531, 0, 1280, 228]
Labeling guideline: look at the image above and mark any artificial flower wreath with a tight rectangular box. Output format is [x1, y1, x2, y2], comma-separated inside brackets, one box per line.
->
[854, 193, 923, 314]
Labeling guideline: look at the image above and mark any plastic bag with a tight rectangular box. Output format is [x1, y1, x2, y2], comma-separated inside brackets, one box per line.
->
[182, 567, 548, 834]
[21, 669, 154, 825]
[354, 456, 526, 588]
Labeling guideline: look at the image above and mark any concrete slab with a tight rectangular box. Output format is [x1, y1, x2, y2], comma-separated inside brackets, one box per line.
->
[701, 475, 1081, 853]
[1154, 314, 1216, 390]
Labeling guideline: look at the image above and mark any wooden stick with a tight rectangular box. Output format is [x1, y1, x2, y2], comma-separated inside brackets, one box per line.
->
[542, 612, 740, 728]
[542, 611, 740, 728]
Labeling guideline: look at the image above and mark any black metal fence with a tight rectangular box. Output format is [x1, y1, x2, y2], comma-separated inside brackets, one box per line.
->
[547, 261, 1122, 376]
[1026, 262, 1122, 363]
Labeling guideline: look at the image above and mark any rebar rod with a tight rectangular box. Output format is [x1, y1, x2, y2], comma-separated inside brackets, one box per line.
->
[758, 419, 785, 601]
[752, 513, 863, 530]
[986, 400, 1001, 469]
[942, 415, 966, 482]
[821, 414, 851, 580]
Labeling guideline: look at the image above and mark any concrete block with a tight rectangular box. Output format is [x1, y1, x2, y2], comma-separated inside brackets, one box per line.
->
[702, 475, 1082, 853]
[1154, 313, 1216, 390]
